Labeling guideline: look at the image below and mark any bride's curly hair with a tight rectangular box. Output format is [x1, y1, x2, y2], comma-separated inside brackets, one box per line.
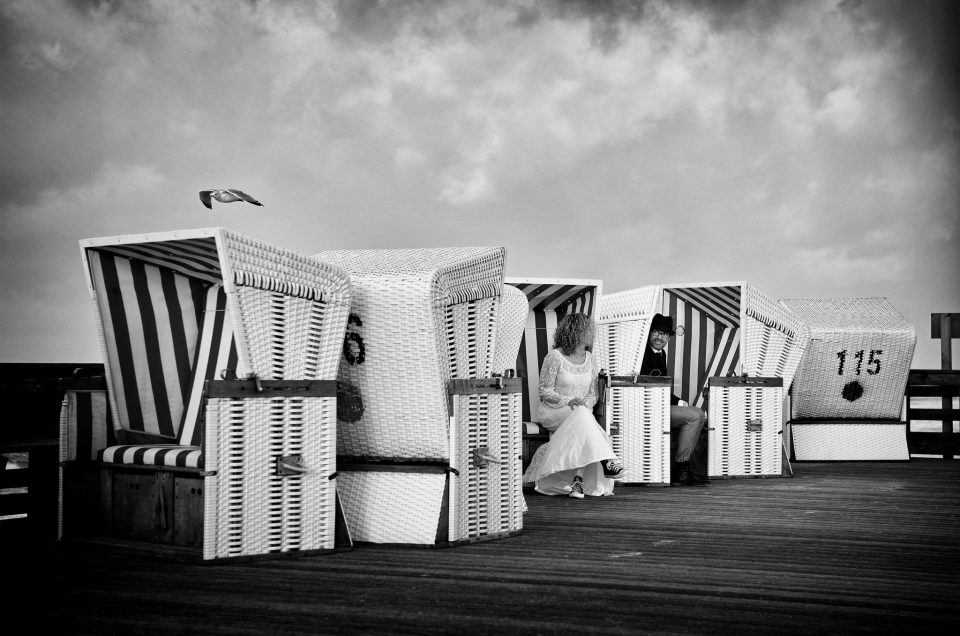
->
[553, 313, 595, 355]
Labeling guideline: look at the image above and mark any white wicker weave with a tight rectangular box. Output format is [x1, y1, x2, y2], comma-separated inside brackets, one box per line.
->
[603, 376, 672, 485]
[312, 247, 524, 545]
[791, 421, 909, 460]
[63, 227, 352, 560]
[491, 284, 530, 377]
[707, 377, 784, 477]
[598, 282, 807, 481]
[779, 297, 916, 420]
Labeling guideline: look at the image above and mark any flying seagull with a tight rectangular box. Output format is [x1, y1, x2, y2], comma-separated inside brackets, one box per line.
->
[199, 189, 264, 209]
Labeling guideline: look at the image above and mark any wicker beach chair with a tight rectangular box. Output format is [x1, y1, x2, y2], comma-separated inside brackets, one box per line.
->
[503, 278, 604, 471]
[780, 297, 916, 460]
[314, 248, 524, 546]
[598, 282, 810, 479]
[595, 286, 673, 485]
[59, 227, 352, 561]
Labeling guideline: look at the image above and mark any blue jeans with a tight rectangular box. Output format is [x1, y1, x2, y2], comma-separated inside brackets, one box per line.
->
[671, 405, 706, 463]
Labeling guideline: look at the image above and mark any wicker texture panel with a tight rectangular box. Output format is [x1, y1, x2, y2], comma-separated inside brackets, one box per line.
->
[337, 472, 447, 544]
[314, 248, 506, 459]
[223, 231, 351, 382]
[203, 395, 337, 560]
[232, 286, 348, 381]
[742, 285, 810, 391]
[449, 391, 524, 542]
[708, 383, 783, 477]
[790, 421, 909, 460]
[780, 297, 916, 420]
[606, 384, 671, 484]
[595, 286, 660, 374]
[491, 284, 529, 376]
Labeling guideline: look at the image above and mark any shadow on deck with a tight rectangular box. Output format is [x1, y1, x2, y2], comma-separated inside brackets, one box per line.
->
[3, 461, 959, 635]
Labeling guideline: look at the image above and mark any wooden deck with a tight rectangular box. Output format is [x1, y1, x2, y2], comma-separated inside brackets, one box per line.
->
[3, 460, 959, 634]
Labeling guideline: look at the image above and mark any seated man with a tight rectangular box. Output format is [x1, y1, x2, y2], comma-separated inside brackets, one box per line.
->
[639, 313, 708, 486]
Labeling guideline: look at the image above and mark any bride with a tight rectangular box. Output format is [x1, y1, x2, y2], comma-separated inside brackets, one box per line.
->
[522, 313, 626, 498]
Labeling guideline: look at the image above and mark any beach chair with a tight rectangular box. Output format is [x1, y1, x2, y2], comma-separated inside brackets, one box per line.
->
[599, 282, 809, 479]
[595, 286, 673, 485]
[59, 227, 352, 560]
[503, 278, 605, 471]
[314, 248, 525, 546]
[780, 297, 915, 460]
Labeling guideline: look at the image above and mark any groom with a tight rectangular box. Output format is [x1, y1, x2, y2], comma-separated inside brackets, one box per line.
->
[639, 313, 708, 486]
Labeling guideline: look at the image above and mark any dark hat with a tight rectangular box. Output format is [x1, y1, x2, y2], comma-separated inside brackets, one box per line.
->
[650, 313, 675, 335]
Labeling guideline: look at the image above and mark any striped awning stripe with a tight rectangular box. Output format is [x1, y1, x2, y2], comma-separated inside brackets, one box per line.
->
[663, 287, 743, 406]
[177, 284, 237, 448]
[511, 283, 596, 316]
[89, 250, 207, 436]
[695, 328, 740, 408]
[93, 237, 222, 285]
[666, 285, 740, 328]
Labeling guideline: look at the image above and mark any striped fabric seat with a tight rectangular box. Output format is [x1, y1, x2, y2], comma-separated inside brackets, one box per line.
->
[97, 279, 237, 469]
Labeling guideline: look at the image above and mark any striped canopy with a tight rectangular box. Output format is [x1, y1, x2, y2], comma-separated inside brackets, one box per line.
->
[662, 284, 742, 408]
[86, 246, 236, 448]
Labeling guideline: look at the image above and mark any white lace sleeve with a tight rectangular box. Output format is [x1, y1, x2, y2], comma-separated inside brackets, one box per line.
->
[583, 352, 600, 408]
[538, 350, 567, 407]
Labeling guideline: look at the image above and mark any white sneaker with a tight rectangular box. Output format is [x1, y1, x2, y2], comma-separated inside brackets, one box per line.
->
[569, 475, 584, 499]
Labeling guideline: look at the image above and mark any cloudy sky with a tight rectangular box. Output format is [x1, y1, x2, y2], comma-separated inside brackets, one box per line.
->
[1, 0, 957, 369]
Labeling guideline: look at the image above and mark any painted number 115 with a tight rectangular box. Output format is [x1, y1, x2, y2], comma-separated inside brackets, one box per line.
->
[836, 349, 882, 376]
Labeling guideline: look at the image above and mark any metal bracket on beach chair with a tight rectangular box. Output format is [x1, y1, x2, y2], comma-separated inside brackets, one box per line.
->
[471, 446, 501, 468]
[276, 454, 309, 476]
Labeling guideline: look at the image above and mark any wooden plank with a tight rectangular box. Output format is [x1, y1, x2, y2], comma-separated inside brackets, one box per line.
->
[205, 379, 337, 398]
[931, 313, 960, 339]
[907, 370, 960, 385]
[907, 408, 960, 420]
[0, 492, 29, 516]
[4, 462, 959, 633]
[0, 469, 30, 489]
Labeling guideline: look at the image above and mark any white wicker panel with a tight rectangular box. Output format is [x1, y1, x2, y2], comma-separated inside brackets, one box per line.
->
[606, 384, 671, 485]
[708, 383, 783, 477]
[596, 285, 660, 375]
[742, 284, 810, 393]
[204, 396, 337, 560]
[491, 285, 529, 376]
[780, 297, 916, 420]
[449, 391, 523, 543]
[443, 298, 499, 383]
[233, 287, 348, 381]
[335, 277, 450, 458]
[597, 320, 651, 375]
[791, 421, 909, 460]
[597, 285, 661, 323]
[337, 471, 447, 544]
[316, 248, 506, 460]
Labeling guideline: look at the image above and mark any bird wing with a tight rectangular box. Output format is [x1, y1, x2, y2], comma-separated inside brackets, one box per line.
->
[199, 190, 214, 209]
[227, 189, 263, 206]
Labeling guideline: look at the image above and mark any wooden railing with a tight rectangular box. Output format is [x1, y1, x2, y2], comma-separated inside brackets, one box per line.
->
[906, 370, 960, 459]
[905, 313, 959, 459]
[0, 363, 104, 539]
